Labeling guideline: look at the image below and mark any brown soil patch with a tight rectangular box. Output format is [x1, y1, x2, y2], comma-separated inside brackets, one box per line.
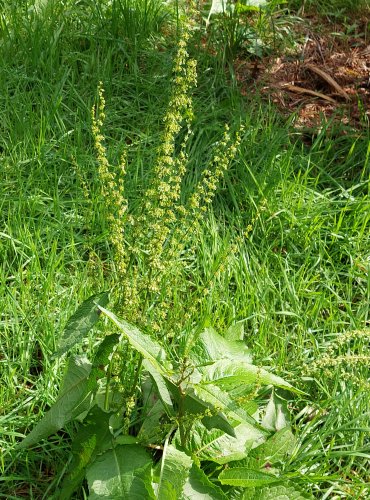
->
[235, 16, 370, 133]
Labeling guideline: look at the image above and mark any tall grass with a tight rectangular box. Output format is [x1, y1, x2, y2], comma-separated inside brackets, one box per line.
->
[1, 0, 369, 497]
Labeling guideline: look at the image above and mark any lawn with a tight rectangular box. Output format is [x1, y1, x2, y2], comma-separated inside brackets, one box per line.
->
[0, 1, 369, 498]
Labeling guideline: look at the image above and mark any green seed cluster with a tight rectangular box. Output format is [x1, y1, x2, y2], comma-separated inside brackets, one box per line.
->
[306, 328, 370, 388]
[92, 86, 129, 280]
[90, 19, 244, 339]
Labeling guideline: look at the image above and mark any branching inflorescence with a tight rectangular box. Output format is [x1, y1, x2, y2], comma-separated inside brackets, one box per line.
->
[91, 18, 244, 338]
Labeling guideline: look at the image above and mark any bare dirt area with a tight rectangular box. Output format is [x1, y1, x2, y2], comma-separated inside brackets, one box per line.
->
[235, 16, 370, 134]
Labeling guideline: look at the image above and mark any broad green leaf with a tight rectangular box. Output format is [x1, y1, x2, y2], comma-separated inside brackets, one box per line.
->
[193, 382, 260, 426]
[236, 0, 268, 13]
[183, 420, 266, 464]
[94, 381, 125, 414]
[226, 428, 297, 478]
[201, 359, 296, 392]
[143, 359, 174, 416]
[86, 334, 121, 395]
[184, 390, 237, 437]
[86, 444, 155, 499]
[224, 455, 263, 473]
[242, 481, 314, 499]
[56, 292, 109, 357]
[226, 384, 259, 415]
[155, 445, 192, 500]
[93, 333, 120, 368]
[98, 306, 172, 376]
[57, 407, 112, 500]
[163, 378, 236, 437]
[201, 412, 236, 437]
[183, 463, 228, 499]
[191, 327, 252, 365]
[261, 392, 290, 431]
[250, 427, 296, 465]
[138, 368, 176, 444]
[225, 322, 244, 341]
[115, 435, 139, 445]
[218, 468, 281, 487]
[20, 356, 92, 448]
[138, 399, 169, 445]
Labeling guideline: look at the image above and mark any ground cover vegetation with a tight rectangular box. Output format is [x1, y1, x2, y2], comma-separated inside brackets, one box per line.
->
[0, 0, 369, 498]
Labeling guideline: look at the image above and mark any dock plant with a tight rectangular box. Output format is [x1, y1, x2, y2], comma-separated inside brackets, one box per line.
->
[19, 11, 312, 500]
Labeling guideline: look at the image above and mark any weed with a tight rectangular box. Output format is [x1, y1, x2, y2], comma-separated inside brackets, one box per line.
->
[89, 23, 243, 337]
[1, 0, 369, 497]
